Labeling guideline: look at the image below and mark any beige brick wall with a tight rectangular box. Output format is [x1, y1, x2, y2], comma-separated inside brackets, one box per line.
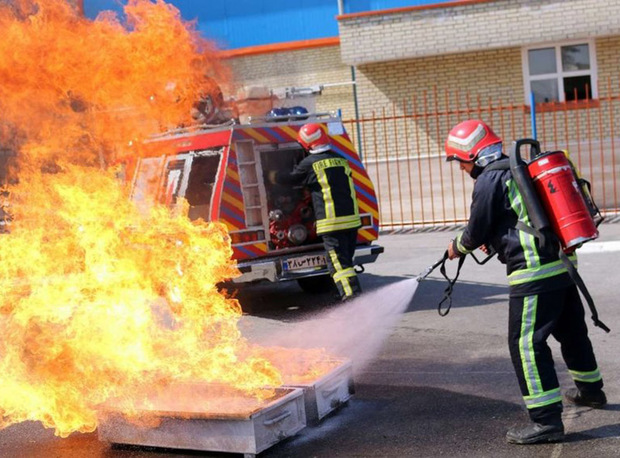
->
[224, 46, 357, 120]
[595, 36, 620, 97]
[219, 15, 620, 222]
[351, 47, 524, 159]
[339, 0, 620, 66]
[355, 47, 523, 117]
[222, 35, 620, 160]
[351, 35, 620, 153]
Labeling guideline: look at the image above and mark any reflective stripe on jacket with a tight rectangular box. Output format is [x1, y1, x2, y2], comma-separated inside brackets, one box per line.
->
[276, 150, 361, 235]
[453, 158, 573, 296]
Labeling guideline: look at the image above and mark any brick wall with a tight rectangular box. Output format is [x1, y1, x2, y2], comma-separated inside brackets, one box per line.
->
[220, 32, 620, 222]
[354, 47, 523, 117]
[338, 0, 620, 66]
[224, 46, 357, 120]
[596, 36, 620, 97]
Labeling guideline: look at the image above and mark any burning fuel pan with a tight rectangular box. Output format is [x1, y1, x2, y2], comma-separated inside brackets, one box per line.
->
[283, 359, 354, 425]
[98, 385, 306, 457]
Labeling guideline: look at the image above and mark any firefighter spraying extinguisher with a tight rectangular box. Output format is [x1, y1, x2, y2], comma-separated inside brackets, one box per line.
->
[437, 120, 608, 445]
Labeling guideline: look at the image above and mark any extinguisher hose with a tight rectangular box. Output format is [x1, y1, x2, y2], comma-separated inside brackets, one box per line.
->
[557, 248, 611, 333]
[437, 251, 466, 316]
[434, 248, 497, 316]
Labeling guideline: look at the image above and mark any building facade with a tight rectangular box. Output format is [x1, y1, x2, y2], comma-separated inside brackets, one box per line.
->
[78, 0, 620, 223]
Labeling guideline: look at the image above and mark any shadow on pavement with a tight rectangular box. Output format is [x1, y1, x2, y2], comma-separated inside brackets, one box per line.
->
[233, 272, 406, 321]
[233, 272, 508, 321]
[567, 422, 620, 442]
[409, 277, 508, 313]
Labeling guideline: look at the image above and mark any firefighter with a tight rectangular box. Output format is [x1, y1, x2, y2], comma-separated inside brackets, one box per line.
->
[270, 123, 362, 301]
[444, 120, 606, 444]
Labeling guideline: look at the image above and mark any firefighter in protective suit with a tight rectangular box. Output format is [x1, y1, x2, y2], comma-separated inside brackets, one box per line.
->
[270, 123, 362, 301]
[444, 120, 606, 444]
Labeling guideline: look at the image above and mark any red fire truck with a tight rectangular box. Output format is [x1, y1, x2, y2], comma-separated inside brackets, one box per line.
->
[129, 107, 383, 292]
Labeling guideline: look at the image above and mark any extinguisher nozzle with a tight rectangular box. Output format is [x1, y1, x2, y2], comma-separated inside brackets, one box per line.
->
[593, 319, 611, 333]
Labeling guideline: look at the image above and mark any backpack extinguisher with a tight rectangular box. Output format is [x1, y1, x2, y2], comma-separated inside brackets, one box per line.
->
[510, 138, 602, 253]
[510, 138, 609, 332]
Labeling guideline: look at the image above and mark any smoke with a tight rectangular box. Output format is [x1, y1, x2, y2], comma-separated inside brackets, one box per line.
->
[260, 279, 418, 374]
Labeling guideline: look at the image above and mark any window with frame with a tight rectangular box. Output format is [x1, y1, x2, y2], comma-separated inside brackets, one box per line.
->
[523, 41, 597, 105]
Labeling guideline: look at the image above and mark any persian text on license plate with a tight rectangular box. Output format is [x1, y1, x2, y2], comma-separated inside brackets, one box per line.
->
[283, 254, 327, 271]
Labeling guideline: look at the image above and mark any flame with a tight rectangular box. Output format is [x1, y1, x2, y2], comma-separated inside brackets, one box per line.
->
[0, 0, 286, 438]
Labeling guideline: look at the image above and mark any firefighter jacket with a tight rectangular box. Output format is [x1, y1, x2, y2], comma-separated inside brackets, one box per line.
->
[275, 150, 361, 235]
[452, 158, 575, 297]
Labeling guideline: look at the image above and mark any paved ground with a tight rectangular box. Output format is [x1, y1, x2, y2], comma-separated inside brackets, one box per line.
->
[0, 223, 618, 457]
[242, 222, 620, 457]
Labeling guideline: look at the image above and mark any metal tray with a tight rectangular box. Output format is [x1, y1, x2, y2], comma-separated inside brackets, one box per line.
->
[283, 359, 354, 424]
[98, 385, 306, 457]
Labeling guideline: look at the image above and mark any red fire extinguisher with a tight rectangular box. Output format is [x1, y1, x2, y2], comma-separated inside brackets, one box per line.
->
[509, 139, 602, 253]
[509, 138, 609, 333]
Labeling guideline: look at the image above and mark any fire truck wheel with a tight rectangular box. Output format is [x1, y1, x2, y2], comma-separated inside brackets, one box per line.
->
[297, 275, 335, 294]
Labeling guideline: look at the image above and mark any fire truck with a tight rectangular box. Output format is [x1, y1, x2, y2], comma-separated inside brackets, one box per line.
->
[128, 90, 383, 292]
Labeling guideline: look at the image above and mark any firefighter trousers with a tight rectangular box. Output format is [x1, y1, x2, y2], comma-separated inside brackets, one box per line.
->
[508, 284, 603, 424]
[322, 229, 362, 300]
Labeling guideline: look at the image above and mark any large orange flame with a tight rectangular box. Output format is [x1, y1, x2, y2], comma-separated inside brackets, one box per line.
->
[0, 0, 285, 438]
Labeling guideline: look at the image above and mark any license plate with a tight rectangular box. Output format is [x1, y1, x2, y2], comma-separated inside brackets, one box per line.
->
[282, 254, 327, 271]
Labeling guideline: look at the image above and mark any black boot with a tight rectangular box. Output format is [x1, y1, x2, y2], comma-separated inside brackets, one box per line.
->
[565, 388, 607, 409]
[506, 422, 565, 445]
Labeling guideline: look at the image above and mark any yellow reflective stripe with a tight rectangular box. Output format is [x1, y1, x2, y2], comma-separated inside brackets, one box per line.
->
[333, 267, 356, 281]
[520, 295, 543, 395]
[340, 276, 353, 297]
[312, 157, 348, 170]
[316, 215, 361, 234]
[328, 249, 342, 270]
[328, 250, 353, 296]
[569, 368, 602, 383]
[346, 164, 359, 217]
[455, 233, 472, 254]
[507, 179, 539, 268]
[508, 256, 577, 285]
[315, 167, 335, 220]
[523, 387, 562, 409]
[519, 228, 539, 269]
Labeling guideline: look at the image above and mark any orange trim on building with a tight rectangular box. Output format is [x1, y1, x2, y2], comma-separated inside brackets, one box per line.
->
[218, 37, 340, 59]
[337, 0, 497, 20]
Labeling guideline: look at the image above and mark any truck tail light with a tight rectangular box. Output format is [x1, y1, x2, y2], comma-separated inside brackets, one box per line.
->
[360, 214, 373, 228]
[230, 230, 265, 245]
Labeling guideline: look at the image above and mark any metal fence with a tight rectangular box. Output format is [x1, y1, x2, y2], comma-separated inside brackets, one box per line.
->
[343, 83, 620, 230]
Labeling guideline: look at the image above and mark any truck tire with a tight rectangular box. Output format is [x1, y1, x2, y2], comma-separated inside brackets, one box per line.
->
[297, 275, 335, 294]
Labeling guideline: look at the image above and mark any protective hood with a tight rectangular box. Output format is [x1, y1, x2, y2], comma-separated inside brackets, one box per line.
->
[474, 142, 503, 167]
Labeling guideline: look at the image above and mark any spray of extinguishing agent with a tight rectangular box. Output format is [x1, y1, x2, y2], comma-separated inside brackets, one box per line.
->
[419, 138, 609, 333]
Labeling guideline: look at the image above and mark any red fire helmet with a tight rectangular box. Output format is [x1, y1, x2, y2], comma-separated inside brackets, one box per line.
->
[445, 120, 502, 162]
[297, 123, 331, 154]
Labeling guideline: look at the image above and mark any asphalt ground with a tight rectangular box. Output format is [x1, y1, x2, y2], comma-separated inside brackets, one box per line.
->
[240, 222, 620, 458]
[0, 223, 619, 457]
